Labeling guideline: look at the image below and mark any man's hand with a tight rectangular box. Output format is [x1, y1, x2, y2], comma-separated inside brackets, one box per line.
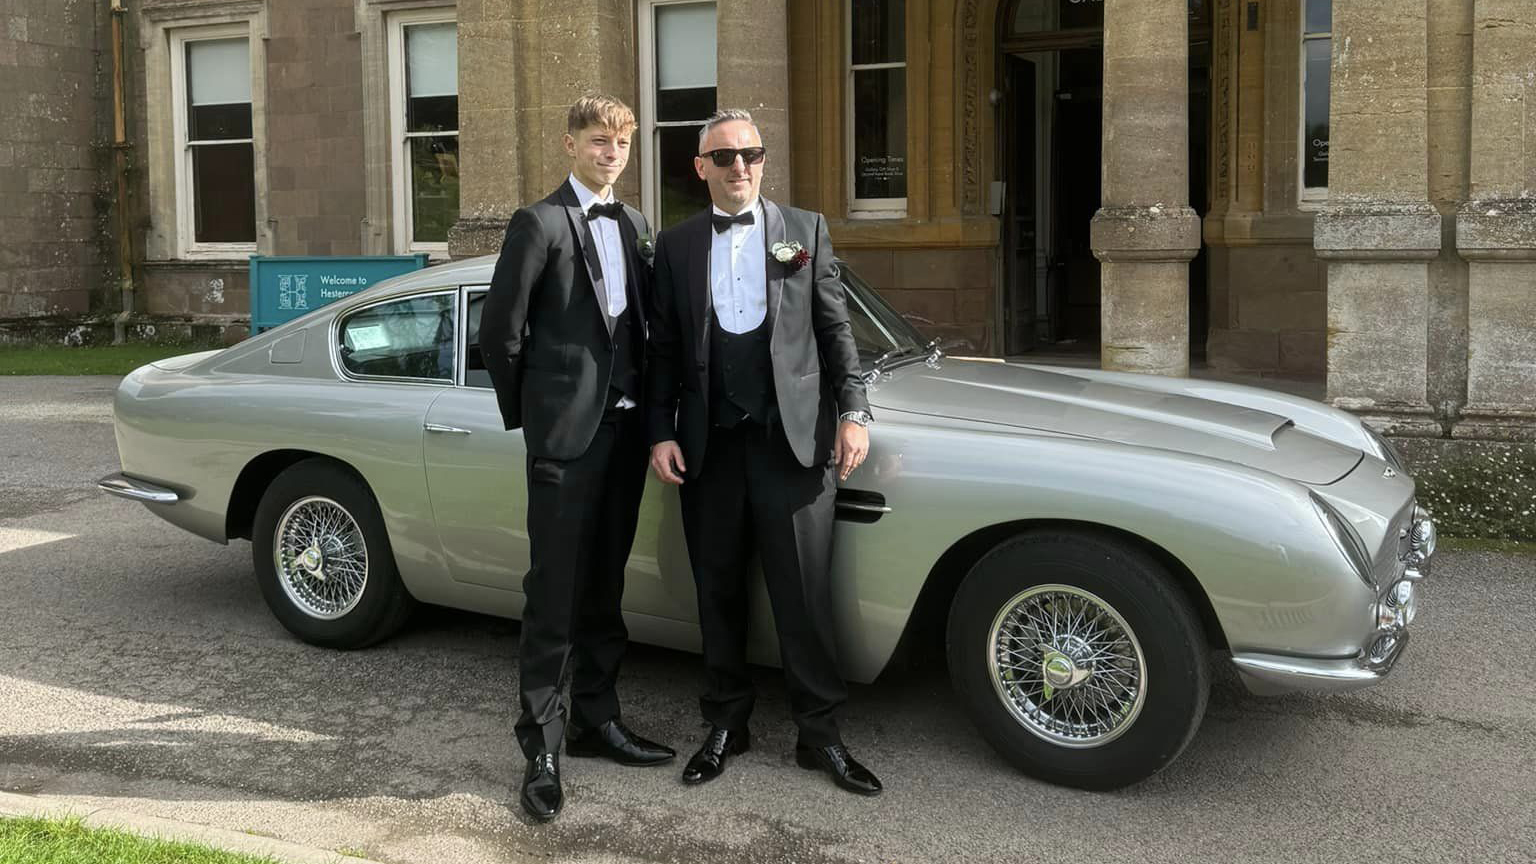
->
[833, 421, 869, 482]
[650, 440, 687, 485]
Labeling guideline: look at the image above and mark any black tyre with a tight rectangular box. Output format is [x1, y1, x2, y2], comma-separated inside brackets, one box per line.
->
[251, 459, 415, 648]
[947, 530, 1209, 790]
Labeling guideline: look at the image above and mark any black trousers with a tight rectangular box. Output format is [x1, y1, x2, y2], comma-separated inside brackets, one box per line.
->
[514, 407, 647, 759]
[678, 421, 847, 748]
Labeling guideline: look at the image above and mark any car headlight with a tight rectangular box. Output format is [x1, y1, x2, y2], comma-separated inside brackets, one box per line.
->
[1311, 493, 1376, 587]
[1363, 425, 1406, 474]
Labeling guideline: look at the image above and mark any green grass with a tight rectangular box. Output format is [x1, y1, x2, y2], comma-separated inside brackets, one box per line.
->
[0, 344, 219, 376]
[0, 815, 289, 864]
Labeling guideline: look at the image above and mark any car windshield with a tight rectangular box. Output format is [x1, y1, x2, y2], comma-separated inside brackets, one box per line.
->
[839, 263, 930, 368]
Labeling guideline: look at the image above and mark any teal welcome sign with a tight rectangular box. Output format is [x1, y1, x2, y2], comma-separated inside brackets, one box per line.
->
[249, 254, 430, 332]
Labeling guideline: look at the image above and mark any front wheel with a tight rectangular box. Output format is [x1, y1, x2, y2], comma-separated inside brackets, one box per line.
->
[947, 530, 1209, 790]
[251, 459, 415, 648]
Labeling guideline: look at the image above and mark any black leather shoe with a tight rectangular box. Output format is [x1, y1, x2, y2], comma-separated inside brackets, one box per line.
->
[680, 726, 750, 785]
[566, 719, 676, 766]
[795, 743, 883, 796]
[520, 752, 562, 822]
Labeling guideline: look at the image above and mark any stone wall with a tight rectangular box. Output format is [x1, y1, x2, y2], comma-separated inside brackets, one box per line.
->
[838, 247, 996, 354]
[0, 0, 110, 321]
[265, 0, 365, 257]
[126, 0, 367, 331]
[1206, 242, 1326, 378]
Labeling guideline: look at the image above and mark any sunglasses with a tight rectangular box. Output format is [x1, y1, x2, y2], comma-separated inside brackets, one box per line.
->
[700, 147, 767, 168]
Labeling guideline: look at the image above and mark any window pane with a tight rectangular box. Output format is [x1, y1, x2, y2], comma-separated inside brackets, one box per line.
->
[465, 292, 492, 388]
[658, 124, 711, 229]
[1305, 0, 1331, 34]
[657, 87, 715, 123]
[1303, 37, 1330, 189]
[411, 135, 460, 243]
[190, 102, 251, 141]
[852, 67, 907, 201]
[187, 38, 250, 106]
[191, 142, 255, 243]
[656, 3, 716, 90]
[407, 94, 457, 133]
[851, 0, 904, 65]
[339, 294, 455, 380]
[406, 23, 457, 98]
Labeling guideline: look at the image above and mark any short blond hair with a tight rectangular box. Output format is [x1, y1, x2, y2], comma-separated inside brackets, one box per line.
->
[567, 94, 637, 136]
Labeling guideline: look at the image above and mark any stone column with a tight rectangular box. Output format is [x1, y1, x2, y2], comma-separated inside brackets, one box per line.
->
[449, 0, 637, 258]
[1090, 0, 1201, 377]
[1313, 1, 1440, 435]
[1455, 1, 1536, 441]
[716, 0, 791, 201]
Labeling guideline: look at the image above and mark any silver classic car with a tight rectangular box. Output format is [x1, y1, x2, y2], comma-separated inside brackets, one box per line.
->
[99, 257, 1436, 790]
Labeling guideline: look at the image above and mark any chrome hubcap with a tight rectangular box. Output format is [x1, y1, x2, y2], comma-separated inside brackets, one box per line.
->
[988, 584, 1148, 748]
[274, 496, 368, 620]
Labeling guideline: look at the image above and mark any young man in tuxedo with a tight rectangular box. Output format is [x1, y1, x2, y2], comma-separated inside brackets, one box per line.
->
[645, 109, 883, 796]
[479, 94, 675, 823]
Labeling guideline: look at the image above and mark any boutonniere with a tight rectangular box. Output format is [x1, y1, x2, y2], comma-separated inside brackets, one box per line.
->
[771, 241, 811, 273]
[636, 233, 656, 264]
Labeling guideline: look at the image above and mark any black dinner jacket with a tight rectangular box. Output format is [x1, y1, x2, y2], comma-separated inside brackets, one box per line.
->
[479, 179, 652, 460]
[645, 199, 869, 475]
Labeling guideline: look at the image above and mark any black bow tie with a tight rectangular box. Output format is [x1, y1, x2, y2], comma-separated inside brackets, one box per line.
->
[586, 201, 624, 220]
[711, 210, 755, 233]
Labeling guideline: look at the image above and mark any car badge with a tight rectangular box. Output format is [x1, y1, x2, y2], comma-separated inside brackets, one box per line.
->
[1383, 467, 1397, 478]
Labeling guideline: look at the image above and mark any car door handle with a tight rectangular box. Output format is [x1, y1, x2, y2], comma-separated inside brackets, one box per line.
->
[834, 489, 891, 523]
[835, 501, 892, 515]
[424, 423, 472, 435]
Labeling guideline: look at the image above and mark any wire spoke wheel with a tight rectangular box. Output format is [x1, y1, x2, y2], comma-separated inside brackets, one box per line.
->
[988, 584, 1148, 748]
[274, 495, 369, 620]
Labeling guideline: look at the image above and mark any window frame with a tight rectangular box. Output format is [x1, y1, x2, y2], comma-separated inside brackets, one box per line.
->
[458, 284, 491, 388]
[387, 8, 459, 258]
[638, 0, 718, 230]
[331, 288, 459, 386]
[1298, 1, 1330, 207]
[169, 23, 258, 259]
[846, 0, 909, 218]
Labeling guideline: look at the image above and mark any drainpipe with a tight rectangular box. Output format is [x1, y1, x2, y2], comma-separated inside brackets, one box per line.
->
[110, 0, 136, 344]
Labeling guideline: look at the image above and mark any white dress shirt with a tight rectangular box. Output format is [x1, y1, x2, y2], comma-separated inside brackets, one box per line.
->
[568, 173, 628, 319]
[568, 174, 635, 409]
[710, 198, 768, 335]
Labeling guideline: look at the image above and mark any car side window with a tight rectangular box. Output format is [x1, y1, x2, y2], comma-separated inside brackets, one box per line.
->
[463, 290, 492, 389]
[337, 293, 455, 382]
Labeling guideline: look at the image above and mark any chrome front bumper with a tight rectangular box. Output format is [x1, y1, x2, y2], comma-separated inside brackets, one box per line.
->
[98, 472, 180, 504]
[1233, 504, 1435, 696]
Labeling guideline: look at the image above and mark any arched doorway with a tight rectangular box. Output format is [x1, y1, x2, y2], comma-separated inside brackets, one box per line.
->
[996, 0, 1210, 357]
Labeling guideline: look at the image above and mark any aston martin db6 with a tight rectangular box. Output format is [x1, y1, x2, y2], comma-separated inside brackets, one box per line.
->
[99, 257, 1436, 789]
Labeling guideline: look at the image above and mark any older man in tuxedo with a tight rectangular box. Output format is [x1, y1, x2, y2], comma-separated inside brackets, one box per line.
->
[645, 108, 883, 796]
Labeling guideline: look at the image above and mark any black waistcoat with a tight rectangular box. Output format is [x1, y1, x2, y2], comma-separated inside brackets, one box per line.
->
[709, 315, 776, 428]
[605, 279, 642, 408]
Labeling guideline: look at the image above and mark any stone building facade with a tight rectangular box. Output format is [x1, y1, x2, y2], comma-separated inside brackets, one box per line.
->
[0, 0, 110, 323]
[2, 0, 1535, 442]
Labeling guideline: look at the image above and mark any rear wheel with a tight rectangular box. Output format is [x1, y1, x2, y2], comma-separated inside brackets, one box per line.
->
[947, 530, 1209, 790]
[252, 459, 414, 648]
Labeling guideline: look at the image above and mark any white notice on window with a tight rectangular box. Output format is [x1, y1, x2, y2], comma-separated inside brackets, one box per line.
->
[348, 324, 388, 351]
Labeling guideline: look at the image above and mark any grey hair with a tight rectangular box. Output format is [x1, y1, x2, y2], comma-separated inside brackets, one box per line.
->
[697, 108, 761, 150]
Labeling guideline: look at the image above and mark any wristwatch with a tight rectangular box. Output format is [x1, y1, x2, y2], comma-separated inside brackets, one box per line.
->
[839, 410, 873, 427]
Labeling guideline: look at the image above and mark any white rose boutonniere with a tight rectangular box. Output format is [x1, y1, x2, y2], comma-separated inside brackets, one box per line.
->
[770, 240, 811, 273]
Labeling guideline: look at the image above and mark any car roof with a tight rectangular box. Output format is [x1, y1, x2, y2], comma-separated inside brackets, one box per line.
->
[364, 251, 855, 303]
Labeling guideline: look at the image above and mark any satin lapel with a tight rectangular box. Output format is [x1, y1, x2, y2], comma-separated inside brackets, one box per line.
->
[689, 213, 712, 355]
[558, 181, 609, 333]
[763, 199, 787, 335]
[616, 209, 644, 329]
